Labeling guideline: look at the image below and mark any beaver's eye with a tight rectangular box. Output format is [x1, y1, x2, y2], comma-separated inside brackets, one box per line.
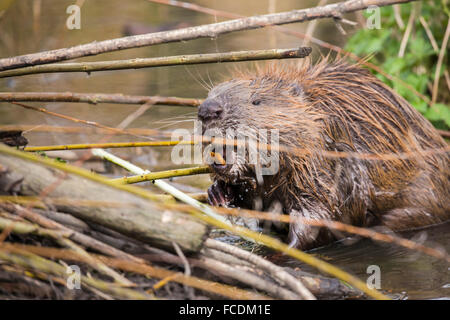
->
[252, 99, 261, 106]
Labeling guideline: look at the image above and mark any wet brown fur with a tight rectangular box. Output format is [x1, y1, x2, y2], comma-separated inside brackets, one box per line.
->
[200, 57, 450, 249]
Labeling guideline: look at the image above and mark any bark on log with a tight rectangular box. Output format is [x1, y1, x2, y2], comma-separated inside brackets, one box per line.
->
[0, 149, 209, 253]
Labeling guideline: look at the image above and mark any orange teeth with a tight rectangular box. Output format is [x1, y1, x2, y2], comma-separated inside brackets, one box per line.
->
[210, 151, 226, 165]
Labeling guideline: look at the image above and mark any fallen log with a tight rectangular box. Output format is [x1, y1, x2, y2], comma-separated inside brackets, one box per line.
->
[0, 144, 209, 253]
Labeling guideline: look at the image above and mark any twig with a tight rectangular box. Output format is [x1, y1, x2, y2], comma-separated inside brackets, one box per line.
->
[10, 102, 143, 137]
[205, 238, 316, 300]
[0, 216, 70, 239]
[196, 255, 301, 300]
[0, 92, 201, 107]
[398, 3, 416, 58]
[431, 17, 450, 104]
[0, 195, 206, 208]
[24, 140, 192, 152]
[419, 16, 439, 52]
[0, 125, 171, 138]
[115, 103, 153, 130]
[393, 4, 405, 29]
[172, 241, 195, 299]
[444, 70, 450, 92]
[0, 207, 135, 286]
[302, 0, 328, 46]
[34, 209, 90, 232]
[111, 166, 211, 184]
[437, 129, 450, 138]
[0, 0, 417, 71]
[0, 48, 311, 78]
[0, 196, 138, 209]
[172, 242, 191, 277]
[0, 246, 152, 299]
[1, 243, 270, 300]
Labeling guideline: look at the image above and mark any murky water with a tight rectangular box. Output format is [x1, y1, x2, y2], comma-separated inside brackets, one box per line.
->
[280, 222, 450, 300]
[0, 0, 448, 299]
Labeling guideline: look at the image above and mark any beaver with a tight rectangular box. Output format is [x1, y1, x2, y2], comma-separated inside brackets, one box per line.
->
[197, 58, 450, 250]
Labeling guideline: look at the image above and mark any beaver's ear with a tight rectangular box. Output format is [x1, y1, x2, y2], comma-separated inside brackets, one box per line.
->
[288, 84, 302, 96]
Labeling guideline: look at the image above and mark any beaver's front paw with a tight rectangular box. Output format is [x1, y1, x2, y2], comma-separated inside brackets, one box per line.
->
[207, 180, 235, 207]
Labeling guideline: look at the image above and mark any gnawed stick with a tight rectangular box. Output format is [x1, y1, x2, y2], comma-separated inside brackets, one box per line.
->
[0, 202, 144, 263]
[143, 244, 359, 299]
[0, 48, 311, 78]
[111, 166, 211, 184]
[205, 238, 316, 300]
[195, 255, 302, 300]
[0, 246, 152, 300]
[0, 92, 201, 106]
[0, 243, 270, 300]
[0, 213, 134, 286]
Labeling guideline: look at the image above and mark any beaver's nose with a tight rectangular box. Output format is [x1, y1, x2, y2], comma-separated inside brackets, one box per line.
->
[198, 100, 223, 122]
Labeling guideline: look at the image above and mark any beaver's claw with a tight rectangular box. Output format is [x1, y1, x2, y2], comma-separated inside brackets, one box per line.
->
[207, 180, 235, 207]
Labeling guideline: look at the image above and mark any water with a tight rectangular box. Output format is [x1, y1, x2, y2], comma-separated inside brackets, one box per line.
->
[0, 0, 448, 299]
[280, 222, 450, 300]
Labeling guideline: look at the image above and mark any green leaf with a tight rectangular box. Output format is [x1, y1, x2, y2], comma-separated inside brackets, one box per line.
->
[425, 104, 450, 127]
[383, 57, 406, 75]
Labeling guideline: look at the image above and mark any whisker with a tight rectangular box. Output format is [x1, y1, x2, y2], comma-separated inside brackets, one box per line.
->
[184, 66, 210, 91]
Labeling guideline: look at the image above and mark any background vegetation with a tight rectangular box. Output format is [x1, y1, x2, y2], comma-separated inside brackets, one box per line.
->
[346, 0, 450, 130]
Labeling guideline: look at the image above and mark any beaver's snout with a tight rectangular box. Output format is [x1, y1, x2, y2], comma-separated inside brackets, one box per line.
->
[198, 99, 223, 123]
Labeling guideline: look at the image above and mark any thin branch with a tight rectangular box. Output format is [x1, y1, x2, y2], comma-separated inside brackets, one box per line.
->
[205, 238, 316, 300]
[431, 17, 450, 104]
[10, 102, 137, 136]
[1, 243, 271, 300]
[398, 2, 416, 58]
[0, 245, 152, 299]
[9, 102, 161, 140]
[196, 255, 302, 300]
[0, 203, 145, 263]
[0, 92, 202, 107]
[419, 16, 439, 52]
[0, 0, 417, 71]
[0, 125, 170, 138]
[444, 70, 450, 92]
[24, 140, 191, 152]
[3, 204, 135, 286]
[111, 166, 211, 185]
[0, 47, 312, 78]
[393, 4, 405, 29]
[302, 0, 328, 46]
